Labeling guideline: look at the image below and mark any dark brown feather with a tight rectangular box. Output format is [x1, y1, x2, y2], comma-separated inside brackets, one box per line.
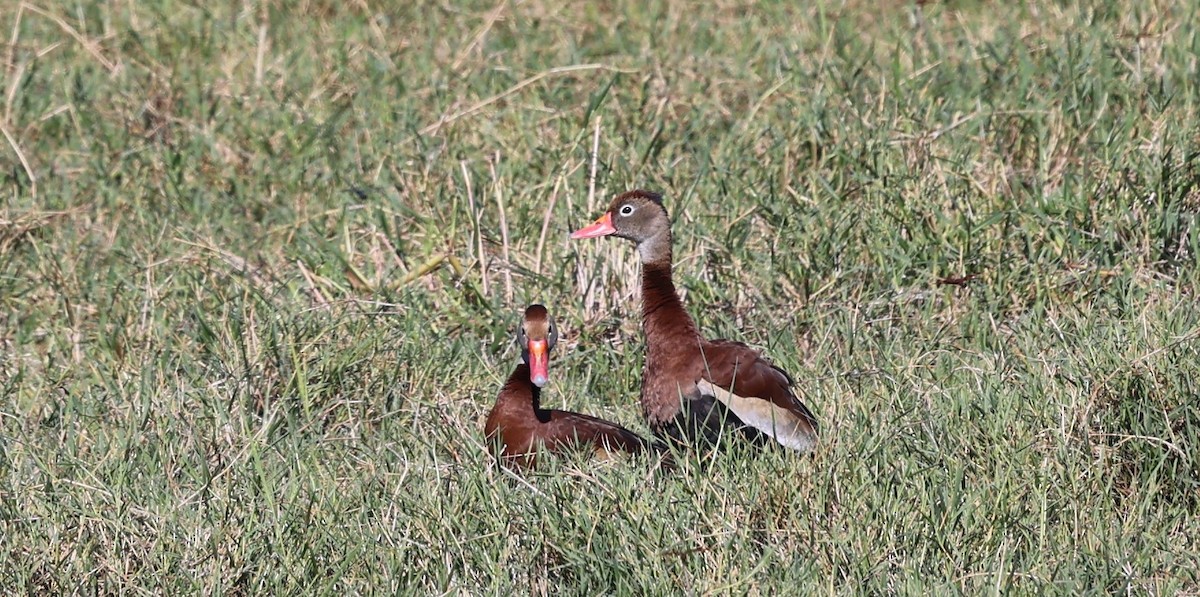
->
[699, 339, 819, 433]
[484, 364, 650, 468]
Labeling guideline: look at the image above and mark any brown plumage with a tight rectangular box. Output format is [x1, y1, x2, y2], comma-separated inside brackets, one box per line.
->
[483, 304, 651, 468]
[571, 190, 819, 451]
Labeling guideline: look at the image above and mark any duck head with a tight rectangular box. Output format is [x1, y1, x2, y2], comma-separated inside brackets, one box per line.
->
[517, 304, 558, 387]
[570, 190, 672, 263]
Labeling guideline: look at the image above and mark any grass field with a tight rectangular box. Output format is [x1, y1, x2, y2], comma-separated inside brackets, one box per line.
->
[3, 0, 1200, 593]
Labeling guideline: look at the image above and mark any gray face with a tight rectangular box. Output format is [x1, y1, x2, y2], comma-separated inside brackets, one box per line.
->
[608, 198, 669, 245]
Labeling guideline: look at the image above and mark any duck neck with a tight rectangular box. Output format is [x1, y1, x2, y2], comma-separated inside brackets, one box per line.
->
[501, 363, 541, 412]
[639, 234, 699, 359]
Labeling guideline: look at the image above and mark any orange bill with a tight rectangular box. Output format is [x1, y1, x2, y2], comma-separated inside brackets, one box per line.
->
[569, 212, 616, 239]
[527, 339, 549, 387]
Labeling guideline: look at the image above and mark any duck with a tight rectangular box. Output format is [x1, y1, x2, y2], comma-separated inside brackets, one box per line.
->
[483, 304, 653, 468]
[570, 190, 819, 452]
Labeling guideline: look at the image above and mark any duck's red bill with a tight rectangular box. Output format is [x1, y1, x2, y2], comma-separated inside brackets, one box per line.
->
[570, 212, 616, 239]
[528, 339, 549, 387]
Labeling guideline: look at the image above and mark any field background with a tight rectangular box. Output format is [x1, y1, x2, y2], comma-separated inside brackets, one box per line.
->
[3, 0, 1199, 593]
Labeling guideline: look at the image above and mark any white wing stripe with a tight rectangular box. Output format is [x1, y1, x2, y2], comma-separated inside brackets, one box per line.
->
[696, 380, 816, 452]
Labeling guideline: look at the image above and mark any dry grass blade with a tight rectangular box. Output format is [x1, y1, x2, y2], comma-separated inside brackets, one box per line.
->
[534, 175, 562, 276]
[491, 153, 513, 303]
[0, 210, 66, 252]
[419, 64, 637, 137]
[1, 123, 36, 198]
[20, 2, 120, 74]
[461, 160, 489, 297]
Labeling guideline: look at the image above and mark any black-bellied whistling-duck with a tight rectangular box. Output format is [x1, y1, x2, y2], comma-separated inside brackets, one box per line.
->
[484, 304, 652, 468]
[570, 190, 819, 452]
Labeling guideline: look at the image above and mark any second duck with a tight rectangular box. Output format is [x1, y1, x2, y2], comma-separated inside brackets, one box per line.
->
[571, 190, 819, 452]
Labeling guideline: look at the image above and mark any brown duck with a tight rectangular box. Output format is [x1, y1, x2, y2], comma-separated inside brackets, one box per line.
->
[484, 304, 652, 468]
[571, 190, 819, 451]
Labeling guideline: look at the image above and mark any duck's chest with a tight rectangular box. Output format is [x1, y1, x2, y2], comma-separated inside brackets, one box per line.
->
[639, 350, 705, 422]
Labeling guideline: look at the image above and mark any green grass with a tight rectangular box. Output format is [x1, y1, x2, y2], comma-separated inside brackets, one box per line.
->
[3, 0, 1200, 593]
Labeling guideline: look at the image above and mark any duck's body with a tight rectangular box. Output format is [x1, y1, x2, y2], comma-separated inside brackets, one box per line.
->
[484, 305, 650, 468]
[572, 190, 819, 451]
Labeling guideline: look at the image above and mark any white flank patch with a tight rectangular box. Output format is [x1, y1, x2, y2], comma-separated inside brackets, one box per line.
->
[696, 379, 816, 452]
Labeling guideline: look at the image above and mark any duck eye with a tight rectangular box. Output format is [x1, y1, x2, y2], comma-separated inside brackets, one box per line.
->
[619, 204, 635, 216]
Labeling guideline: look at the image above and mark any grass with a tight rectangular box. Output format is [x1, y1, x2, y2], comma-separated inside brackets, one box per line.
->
[2, 0, 1199, 593]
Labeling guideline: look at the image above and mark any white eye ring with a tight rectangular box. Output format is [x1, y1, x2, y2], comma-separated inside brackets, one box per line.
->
[619, 204, 635, 216]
